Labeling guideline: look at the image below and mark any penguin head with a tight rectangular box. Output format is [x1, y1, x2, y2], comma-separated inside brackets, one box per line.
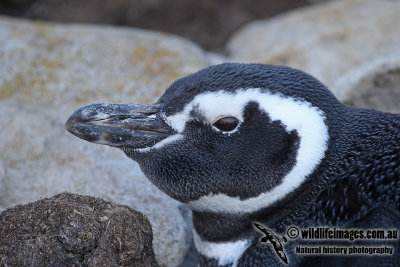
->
[66, 63, 342, 214]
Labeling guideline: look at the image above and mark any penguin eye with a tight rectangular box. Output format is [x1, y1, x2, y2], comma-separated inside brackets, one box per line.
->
[213, 117, 239, 132]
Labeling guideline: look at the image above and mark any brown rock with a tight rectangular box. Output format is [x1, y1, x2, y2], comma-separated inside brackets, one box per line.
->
[0, 192, 159, 267]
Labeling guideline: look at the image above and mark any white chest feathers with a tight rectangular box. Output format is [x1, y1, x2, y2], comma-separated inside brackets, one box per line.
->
[193, 229, 251, 267]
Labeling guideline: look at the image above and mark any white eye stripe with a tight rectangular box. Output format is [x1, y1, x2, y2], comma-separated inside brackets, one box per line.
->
[166, 91, 246, 133]
[165, 88, 329, 213]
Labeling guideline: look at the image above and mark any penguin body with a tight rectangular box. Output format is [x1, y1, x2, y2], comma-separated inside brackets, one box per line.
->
[66, 63, 400, 266]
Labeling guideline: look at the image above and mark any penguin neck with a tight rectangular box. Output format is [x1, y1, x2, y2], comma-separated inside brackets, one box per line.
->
[192, 211, 254, 242]
[191, 202, 302, 266]
[312, 108, 400, 226]
[191, 210, 256, 267]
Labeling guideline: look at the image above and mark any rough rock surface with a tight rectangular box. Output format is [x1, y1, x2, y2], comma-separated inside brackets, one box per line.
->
[0, 16, 208, 114]
[333, 57, 400, 114]
[227, 0, 400, 90]
[0, 193, 159, 266]
[0, 16, 209, 267]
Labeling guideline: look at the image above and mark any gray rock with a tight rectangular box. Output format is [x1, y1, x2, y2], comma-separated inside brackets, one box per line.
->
[333, 57, 400, 113]
[0, 16, 209, 117]
[0, 192, 159, 266]
[0, 16, 209, 267]
[227, 0, 400, 90]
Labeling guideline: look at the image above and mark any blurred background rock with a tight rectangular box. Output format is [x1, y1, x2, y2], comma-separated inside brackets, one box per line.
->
[0, 0, 317, 53]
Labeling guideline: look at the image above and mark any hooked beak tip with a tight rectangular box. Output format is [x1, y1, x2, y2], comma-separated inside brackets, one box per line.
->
[65, 113, 79, 133]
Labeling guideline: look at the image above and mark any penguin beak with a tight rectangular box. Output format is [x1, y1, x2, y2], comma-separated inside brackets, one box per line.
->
[65, 103, 175, 149]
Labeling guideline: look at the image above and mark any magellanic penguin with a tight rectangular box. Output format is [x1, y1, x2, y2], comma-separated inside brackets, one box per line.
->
[66, 64, 400, 266]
